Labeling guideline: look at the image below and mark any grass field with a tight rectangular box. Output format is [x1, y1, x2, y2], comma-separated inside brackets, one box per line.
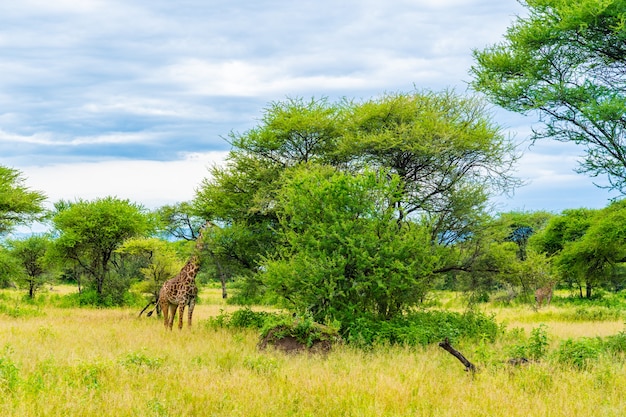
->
[0, 287, 626, 416]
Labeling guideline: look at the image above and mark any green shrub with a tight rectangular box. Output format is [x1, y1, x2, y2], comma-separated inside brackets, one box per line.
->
[508, 324, 550, 361]
[120, 351, 164, 370]
[207, 308, 285, 330]
[567, 307, 623, 322]
[260, 315, 341, 348]
[0, 357, 20, 393]
[344, 310, 501, 347]
[528, 324, 550, 360]
[604, 330, 626, 355]
[554, 338, 602, 370]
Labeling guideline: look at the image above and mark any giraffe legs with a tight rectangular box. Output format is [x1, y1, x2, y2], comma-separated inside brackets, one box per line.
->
[166, 304, 178, 330]
[178, 304, 186, 330]
[160, 298, 170, 330]
[187, 298, 195, 328]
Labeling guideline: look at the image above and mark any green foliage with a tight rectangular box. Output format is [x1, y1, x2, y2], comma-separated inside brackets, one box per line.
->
[194, 91, 520, 311]
[52, 197, 153, 305]
[532, 202, 626, 298]
[208, 308, 283, 330]
[4, 235, 54, 298]
[509, 324, 550, 361]
[565, 307, 623, 322]
[213, 307, 503, 350]
[0, 165, 46, 235]
[116, 237, 184, 300]
[345, 310, 501, 348]
[263, 165, 440, 324]
[0, 356, 20, 393]
[260, 314, 341, 348]
[471, 0, 626, 192]
[119, 351, 164, 370]
[604, 330, 626, 355]
[554, 338, 603, 370]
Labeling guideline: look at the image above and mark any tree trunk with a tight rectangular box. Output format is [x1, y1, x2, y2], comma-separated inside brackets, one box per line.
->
[214, 256, 228, 299]
[586, 282, 592, 299]
[578, 283, 583, 298]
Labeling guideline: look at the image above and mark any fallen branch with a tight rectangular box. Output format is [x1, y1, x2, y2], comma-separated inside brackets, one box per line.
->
[438, 338, 477, 373]
[138, 299, 156, 318]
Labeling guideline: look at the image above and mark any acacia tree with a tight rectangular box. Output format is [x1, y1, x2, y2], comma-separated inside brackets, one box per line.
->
[0, 165, 45, 235]
[5, 235, 53, 298]
[195, 90, 520, 265]
[544, 201, 626, 298]
[340, 90, 520, 242]
[471, 0, 626, 192]
[52, 197, 153, 303]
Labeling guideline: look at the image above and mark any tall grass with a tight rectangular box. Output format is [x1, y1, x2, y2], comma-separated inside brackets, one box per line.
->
[0, 289, 626, 416]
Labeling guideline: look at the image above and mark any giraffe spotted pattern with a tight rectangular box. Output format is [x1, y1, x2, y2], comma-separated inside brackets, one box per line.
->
[158, 222, 211, 330]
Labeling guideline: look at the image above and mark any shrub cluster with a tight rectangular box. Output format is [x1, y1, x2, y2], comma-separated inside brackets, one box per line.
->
[344, 310, 501, 347]
[209, 308, 502, 348]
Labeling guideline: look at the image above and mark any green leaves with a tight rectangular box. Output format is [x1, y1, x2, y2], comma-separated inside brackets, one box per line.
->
[0, 166, 46, 235]
[262, 165, 439, 325]
[471, 0, 626, 192]
[194, 91, 520, 313]
[52, 197, 153, 301]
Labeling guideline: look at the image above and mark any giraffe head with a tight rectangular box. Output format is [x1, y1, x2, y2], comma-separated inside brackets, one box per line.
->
[189, 221, 214, 263]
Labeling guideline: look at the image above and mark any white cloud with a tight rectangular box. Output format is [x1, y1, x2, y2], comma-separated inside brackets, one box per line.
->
[20, 151, 228, 208]
[0, 0, 609, 213]
[0, 129, 156, 146]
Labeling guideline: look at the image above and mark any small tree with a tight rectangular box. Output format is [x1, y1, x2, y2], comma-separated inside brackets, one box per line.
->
[52, 197, 153, 304]
[532, 207, 599, 298]
[5, 235, 52, 298]
[554, 201, 626, 298]
[116, 237, 184, 301]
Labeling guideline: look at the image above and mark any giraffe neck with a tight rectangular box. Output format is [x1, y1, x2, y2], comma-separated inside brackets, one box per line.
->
[179, 258, 199, 283]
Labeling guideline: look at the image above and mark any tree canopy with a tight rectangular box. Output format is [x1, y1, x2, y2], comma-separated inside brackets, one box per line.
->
[52, 197, 153, 302]
[471, 0, 626, 192]
[194, 90, 521, 322]
[0, 165, 46, 235]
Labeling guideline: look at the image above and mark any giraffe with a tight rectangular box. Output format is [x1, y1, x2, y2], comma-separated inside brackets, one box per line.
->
[535, 281, 555, 308]
[158, 221, 211, 330]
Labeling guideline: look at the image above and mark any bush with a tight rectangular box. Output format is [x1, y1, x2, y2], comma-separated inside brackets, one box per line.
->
[207, 308, 285, 330]
[508, 324, 550, 361]
[0, 357, 20, 393]
[554, 338, 602, 370]
[344, 310, 501, 347]
[259, 315, 341, 349]
[604, 331, 626, 355]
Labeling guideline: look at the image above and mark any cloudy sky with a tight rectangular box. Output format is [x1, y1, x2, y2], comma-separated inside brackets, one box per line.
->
[0, 0, 620, 216]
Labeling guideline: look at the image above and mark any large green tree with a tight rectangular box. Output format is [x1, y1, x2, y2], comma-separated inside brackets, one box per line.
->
[195, 91, 520, 308]
[471, 0, 626, 192]
[0, 166, 46, 235]
[542, 201, 626, 297]
[52, 197, 153, 303]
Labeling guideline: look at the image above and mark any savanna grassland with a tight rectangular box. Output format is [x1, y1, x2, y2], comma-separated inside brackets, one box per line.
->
[1, 288, 626, 416]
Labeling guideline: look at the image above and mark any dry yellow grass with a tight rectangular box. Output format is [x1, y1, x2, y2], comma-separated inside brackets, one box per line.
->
[0, 289, 625, 416]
